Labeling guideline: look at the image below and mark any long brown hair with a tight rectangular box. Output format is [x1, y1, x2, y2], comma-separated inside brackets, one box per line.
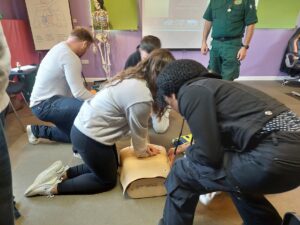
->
[107, 49, 175, 113]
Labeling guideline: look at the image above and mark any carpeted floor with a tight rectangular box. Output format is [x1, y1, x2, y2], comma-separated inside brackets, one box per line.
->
[5, 81, 300, 225]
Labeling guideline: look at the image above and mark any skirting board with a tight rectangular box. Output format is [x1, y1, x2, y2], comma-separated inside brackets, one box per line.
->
[86, 77, 107, 82]
[86, 76, 290, 82]
[236, 76, 290, 81]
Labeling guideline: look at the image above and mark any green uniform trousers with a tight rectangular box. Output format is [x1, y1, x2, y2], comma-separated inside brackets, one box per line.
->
[208, 38, 242, 80]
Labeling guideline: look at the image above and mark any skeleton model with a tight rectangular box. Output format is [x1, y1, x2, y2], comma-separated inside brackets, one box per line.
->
[92, 0, 111, 78]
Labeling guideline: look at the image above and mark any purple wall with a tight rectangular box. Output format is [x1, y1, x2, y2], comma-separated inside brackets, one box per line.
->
[69, 0, 142, 78]
[70, 0, 300, 78]
[0, 0, 29, 20]
[1, 0, 300, 78]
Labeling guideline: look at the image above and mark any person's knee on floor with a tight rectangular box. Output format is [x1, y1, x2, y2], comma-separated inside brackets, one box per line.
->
[28, 27, 94, 144]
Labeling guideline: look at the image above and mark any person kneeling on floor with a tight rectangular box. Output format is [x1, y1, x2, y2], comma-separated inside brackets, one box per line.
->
[156, 59, 300, 225]
[125, 35, 171, 134]
[24, 49, 175, 197]
[27, 27, 94, 145]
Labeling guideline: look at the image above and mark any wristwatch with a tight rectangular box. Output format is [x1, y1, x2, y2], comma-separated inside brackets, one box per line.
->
[242, 44, 249, 49]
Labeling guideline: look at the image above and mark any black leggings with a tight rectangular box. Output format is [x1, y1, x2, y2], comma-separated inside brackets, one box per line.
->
[57, 126, 118, 194]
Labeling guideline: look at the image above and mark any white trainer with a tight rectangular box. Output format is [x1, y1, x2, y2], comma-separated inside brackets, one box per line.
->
[152, 109, 171, 134]
[25, 177, 61, 197]
[73, 152, 82, 159]
[26, 125, 39, 144]
[199, 192, 220, 206]
[24, 161, 69, 197]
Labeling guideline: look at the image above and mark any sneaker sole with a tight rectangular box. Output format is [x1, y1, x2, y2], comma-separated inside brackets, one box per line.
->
[25, 166, 69, 197]
[26, 125, 40, 145]
[24, 161, 65, 197]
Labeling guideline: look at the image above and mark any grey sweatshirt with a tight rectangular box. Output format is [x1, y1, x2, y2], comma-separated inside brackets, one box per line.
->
[74, 78, 153, 157]
[30, 42, 93, 107]
[0, 24, 11, 112]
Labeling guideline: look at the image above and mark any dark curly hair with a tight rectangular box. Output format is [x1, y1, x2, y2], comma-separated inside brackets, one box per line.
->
[156, 59, 221, 116]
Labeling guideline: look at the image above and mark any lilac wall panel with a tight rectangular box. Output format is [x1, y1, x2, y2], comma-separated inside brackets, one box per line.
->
[240, 29, 295, 76]
[0, 0, 15, 19]
[0, 0, 29, 20]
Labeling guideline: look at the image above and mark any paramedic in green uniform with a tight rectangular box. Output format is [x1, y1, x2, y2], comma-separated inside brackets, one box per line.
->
[201, 0, 258, 80]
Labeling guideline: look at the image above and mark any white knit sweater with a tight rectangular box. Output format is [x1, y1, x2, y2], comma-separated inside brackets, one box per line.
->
[74, 79, 153, 157]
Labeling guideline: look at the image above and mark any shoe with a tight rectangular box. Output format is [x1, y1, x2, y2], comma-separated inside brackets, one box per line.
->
[25, 178, 60, 197]
[26, 125, 39, 144]
[24, 161, 69, 197]
[73, 152, 82, 159]
[152, 109, 171, 134]
[199, 192, 220, 206]
[158, 218, 165, 225]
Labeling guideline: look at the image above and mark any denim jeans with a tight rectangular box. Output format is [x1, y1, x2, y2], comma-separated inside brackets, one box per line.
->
[31, 95, 83, 143]
[0, 109, 14, 225]
[159, 131, 300, 225]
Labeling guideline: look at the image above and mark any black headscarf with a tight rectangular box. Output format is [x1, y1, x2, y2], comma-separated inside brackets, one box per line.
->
[156, 59, 221, 111]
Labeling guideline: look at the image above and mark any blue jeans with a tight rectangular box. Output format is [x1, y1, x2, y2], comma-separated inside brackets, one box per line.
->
[160, 132, 300, 225]
[31, 96, 83, 143]
[0, 109, 14, 225]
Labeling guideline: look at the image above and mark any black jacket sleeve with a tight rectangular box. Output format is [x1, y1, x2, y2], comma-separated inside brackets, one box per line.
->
[124, 51, 141, 69]
[178, 85, 223, 167]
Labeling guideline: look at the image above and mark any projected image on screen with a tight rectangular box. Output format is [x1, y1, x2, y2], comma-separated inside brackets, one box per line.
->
[142, 0, 209, 49]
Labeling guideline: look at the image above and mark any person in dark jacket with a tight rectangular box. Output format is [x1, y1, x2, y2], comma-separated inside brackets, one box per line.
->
[125, 35, 171, 134]
[156, 59, 300, 225]
[124, 35, 161, 69]
[0, 24, 15, 225]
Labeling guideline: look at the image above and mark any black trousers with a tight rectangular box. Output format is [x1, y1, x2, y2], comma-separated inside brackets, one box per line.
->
[0, 109, 14, 225]
[160, 131, 300, 225]
[57, 126, 118, 194]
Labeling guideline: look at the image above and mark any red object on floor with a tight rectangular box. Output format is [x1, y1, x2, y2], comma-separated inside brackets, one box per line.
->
[0, 19, 40, 67]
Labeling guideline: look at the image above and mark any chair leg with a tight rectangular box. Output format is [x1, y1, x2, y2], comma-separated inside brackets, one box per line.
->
[9, 100, 26, 132]
[291, 91, 300, 97]
[20, 92, 29, 107]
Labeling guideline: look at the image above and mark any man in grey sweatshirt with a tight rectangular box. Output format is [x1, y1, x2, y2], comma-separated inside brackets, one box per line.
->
[27, 27, 94, 144]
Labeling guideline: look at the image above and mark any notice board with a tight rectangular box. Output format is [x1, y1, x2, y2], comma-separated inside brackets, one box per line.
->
[25, 0, 73, 50]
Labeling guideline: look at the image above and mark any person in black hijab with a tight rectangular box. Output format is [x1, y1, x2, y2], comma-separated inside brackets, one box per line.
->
[156, 59, 300, 225]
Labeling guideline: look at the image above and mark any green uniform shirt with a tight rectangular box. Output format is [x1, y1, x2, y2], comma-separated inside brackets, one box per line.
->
[203, 0, 258, 39]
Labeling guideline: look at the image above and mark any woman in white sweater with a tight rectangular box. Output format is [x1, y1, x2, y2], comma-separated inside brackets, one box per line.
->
[25, 49, 175, 196]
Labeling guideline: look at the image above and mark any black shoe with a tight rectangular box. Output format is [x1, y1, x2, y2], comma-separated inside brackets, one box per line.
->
[158, 218, 165, 225]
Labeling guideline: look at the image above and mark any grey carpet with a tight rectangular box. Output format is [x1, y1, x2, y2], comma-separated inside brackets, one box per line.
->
[12, 112, 195, 225]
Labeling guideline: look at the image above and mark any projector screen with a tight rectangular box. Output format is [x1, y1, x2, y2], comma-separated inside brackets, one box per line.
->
[142, 0, 209, 49]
